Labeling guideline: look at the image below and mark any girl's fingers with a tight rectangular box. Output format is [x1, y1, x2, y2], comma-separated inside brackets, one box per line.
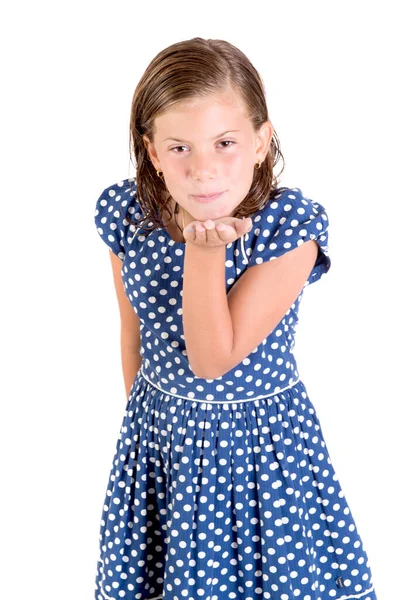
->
[216, 224, 229, 240]
[184, 225, 197, 241]
[195, 222, 206, 242]
[216, 223, 237, 241]
[203, 219, 221, 243]
[185, 219, 241, 245]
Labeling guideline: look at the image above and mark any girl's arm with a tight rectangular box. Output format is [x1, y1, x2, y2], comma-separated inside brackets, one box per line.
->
[182, 240, 318, 380]
[121, 341, 142, 399]
[109, 250, 142, 400]
[182, 245, 233, 379]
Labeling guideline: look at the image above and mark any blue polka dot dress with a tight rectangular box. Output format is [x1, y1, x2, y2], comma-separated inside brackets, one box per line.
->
[93, 177, 377, 600]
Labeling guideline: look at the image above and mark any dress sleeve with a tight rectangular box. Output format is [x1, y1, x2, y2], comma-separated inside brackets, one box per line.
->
[94, 178, 139, 260]
[246, 187, 331, 287]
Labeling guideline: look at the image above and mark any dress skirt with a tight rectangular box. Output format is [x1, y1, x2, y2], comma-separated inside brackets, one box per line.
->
[94, 368, 377, 600]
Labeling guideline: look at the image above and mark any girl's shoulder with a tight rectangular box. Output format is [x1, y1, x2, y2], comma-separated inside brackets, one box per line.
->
[247, 186, 331, 286]
[94, 177, 141, 260]
[96, 176, 139, 210]
[254, 186, 328, 219]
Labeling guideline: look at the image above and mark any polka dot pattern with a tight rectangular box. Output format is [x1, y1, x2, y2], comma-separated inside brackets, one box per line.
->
[93, 179, 331, 402]
[94, 375, 376, 600]
[246, 191, 331, 287]
[93, 179, 376, 599]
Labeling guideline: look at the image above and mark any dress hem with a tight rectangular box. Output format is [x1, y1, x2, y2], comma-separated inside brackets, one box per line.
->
[97, 582, 375, 600]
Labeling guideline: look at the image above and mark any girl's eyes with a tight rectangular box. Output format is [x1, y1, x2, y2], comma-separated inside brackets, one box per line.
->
[169, 140, 236, 153]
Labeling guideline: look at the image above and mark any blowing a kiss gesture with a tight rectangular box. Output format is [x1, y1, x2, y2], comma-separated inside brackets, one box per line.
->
[183, 216, 253, 248]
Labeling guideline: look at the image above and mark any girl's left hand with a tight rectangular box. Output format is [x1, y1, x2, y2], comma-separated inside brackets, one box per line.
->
[183, 216, 253, 248]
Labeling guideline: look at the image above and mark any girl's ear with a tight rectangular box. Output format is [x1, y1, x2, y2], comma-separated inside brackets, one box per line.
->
[142, 135, 160, 170]
[255, 120, 274, 160]
[142, 135, 151, 155]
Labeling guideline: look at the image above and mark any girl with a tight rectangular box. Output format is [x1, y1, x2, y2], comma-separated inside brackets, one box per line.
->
[93, 38, 376, 600]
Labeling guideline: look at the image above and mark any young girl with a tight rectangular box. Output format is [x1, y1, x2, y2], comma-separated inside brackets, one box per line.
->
[93, 38, 376, 600]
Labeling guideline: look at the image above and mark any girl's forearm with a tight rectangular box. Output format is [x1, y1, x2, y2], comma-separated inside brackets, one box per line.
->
[182, 244, 233, 379]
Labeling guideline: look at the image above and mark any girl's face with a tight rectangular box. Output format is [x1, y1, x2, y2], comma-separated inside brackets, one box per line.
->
[143, 87, 274, 223]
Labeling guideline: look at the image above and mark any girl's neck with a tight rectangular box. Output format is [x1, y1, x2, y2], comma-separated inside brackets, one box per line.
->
[160, 196, 188, 243]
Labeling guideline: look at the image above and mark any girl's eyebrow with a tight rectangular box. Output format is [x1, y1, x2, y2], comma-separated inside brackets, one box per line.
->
[163, 129, 241, 143]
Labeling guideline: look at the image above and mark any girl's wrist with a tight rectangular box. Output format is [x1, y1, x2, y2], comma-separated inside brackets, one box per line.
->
[185, 240, 226, 254]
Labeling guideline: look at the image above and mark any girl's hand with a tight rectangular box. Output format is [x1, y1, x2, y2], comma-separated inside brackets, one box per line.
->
[183, 216, 253, 249]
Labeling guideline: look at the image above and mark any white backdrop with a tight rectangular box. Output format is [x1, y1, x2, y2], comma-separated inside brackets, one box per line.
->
[1, 1, 398, 598]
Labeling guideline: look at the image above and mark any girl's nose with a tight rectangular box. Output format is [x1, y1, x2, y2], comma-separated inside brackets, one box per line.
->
[189, 157, 217, 180]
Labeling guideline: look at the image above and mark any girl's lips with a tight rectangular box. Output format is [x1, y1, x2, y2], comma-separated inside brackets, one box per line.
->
[192, 191, 224, 203]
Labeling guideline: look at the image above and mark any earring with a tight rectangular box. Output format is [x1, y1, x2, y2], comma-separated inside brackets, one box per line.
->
[254, 160, 262, 169]
[157, 170, 163, 177]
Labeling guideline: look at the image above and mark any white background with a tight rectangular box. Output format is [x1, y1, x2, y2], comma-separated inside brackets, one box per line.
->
[1, 1, 398, 598]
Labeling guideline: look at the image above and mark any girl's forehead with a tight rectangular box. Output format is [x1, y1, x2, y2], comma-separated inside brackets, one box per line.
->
[154, 94, 250, 137]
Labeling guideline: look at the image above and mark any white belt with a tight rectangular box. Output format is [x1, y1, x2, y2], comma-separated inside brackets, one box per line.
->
[138, 366, 300, 404]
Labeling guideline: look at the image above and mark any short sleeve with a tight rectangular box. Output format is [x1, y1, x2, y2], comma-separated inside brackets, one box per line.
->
[94, 178, 139, 260]
[246, 187, 331, 287]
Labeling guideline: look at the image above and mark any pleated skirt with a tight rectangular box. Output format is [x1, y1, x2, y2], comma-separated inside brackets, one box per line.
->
[94, 369, 377, 600]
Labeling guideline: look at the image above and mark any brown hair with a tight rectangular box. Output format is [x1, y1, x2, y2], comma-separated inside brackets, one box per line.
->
[126, 37, 286, 236]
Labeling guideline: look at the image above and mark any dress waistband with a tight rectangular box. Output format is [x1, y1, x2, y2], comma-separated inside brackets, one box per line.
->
[138, 366, 300, 404]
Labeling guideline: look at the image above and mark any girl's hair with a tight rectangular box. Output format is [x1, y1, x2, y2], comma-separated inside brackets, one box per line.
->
[126, 37, 286, 236]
